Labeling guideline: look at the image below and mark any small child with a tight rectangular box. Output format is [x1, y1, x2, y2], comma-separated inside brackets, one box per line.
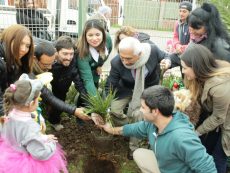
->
[165, 40, 174, 54]
[0, 74, 68, 173]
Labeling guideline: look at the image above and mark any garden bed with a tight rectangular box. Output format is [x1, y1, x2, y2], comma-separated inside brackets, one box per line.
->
[48, 116, 141, 173]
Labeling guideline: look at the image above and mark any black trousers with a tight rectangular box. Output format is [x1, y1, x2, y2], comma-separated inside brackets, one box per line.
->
[48, 90, 67, 124]
[76, 82, 99, 125]
[170, 53, 184, 78]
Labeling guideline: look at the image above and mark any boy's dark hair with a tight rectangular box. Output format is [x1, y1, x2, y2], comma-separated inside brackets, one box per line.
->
[34, 42, 55, 61]
[54, 36, 76, 52]
[141, 85, 175, 117]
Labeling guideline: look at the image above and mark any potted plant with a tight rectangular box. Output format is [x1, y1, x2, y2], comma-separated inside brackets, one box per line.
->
[83, 87, 117, 156]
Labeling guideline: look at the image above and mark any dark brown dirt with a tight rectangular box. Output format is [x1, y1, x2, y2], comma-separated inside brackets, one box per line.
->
[84, 155, 115, 173]
[49, 116, 134, 173]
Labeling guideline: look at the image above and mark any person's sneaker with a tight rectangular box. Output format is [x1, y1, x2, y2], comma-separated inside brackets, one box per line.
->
[51, 124, 64, 131]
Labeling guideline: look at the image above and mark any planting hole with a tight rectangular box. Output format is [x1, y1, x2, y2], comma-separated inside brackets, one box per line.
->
[83, 155, 114, 173]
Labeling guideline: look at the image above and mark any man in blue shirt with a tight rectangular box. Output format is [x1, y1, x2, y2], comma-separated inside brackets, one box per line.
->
[100, 85, 217, 173]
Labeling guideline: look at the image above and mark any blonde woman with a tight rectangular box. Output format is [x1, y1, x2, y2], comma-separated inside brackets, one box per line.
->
[114, 26, 153, 50]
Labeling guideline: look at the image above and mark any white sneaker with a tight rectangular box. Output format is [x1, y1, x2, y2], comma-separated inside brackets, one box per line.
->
[51, 124, 64, 131]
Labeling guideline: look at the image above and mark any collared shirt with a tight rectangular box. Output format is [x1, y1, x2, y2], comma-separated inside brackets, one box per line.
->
[131, 66, 149, 80]
[89, 45, 108, 62]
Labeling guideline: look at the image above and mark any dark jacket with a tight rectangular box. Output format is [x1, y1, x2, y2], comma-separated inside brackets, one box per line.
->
[0, 42, 83, 116]
[16, 9, 49, 38]
[33, 55, 86, 115]
[49, 50, 88, 106]
[0, 42, 31, 116]
[104, 44, 170, 100]
[188, 37, 230, 62]
[173, 20, 191, 53]
[138, 32, 154, 45]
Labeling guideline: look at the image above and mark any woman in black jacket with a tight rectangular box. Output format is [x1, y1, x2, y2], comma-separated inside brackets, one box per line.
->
[187, 2, 230, 61]
[15, 0, 51, 41]
[0, 25, 34, 116]
[0, 25, 90, 128]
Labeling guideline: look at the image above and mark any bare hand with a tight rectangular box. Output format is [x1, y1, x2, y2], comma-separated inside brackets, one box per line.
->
[160, 59, 170, 71]
[40, 120, 46, 132]
[91, 113, 104, 126]
[96, 66, 102, 75]
[99, 123, 113, 134]
[47, 135, 58, 143]
[74, 108, 91, 120]
[175, 45, 183, 54]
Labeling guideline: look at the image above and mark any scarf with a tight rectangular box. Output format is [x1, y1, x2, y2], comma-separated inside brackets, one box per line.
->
[191, 32, 208, 43]
[122, 43, 151, 119]
[33, 60, 46, 75]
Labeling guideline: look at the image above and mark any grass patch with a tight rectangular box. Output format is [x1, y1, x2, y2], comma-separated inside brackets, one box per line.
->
[113, 23, 121, 28]
[154, 28, 174, 32]
[67, 163, 77, 172]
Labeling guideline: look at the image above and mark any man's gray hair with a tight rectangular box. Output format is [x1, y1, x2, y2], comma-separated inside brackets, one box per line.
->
[98, 6, 112, 15]
[119, 37, 142, 56]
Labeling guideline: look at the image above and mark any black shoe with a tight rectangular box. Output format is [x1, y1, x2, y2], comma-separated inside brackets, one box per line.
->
[127, 149, 134, 160]
[76, 117, 85, 127]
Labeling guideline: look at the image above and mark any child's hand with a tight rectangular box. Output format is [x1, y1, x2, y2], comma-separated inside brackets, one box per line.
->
[40, 120, 46, 132]
[47, 135, 58, 143]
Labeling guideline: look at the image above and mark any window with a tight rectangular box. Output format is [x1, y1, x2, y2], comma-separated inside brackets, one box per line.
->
[68, 0, 78, 10]
[0, 0, 5, 5]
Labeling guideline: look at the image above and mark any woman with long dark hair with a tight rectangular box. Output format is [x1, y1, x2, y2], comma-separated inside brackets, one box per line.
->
[181, 44, 230, 173]
[77, 19, 112, 97]
[187, 2, 230, 61]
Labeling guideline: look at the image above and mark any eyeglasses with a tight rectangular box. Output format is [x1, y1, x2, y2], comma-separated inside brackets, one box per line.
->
[39, 59, 57, 67]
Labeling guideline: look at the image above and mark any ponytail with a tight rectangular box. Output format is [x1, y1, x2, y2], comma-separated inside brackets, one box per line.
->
[188, 2, 230, 49]
[3, 87, 16, 116]
[201, 2, 229, 48]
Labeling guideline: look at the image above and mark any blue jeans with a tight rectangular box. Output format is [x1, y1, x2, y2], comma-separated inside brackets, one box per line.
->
[204, 128, 228, 173]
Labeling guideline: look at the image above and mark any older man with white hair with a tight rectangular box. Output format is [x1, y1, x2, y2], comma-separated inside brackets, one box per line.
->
[88, 5, 112, 32]
[104, 37, 171, 160]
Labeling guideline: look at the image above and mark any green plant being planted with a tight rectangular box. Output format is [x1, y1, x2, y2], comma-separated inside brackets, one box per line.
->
[82, 87, 117, 135]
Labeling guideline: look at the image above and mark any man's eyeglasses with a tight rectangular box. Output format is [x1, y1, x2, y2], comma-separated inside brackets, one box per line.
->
[39, 59, 57, 67]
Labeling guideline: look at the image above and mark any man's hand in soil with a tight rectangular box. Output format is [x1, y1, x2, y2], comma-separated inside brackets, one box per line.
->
[47, 135, 58, 143]
[91, 113, 104, 127]
[99, 123, 124, 136]
[75, 108, 91, 120]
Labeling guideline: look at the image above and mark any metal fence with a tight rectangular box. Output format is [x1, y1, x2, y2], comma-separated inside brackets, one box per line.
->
[0, 0, 206, 75]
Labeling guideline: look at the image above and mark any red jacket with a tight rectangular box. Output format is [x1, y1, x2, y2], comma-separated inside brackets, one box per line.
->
[173, 20, 191, 53]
